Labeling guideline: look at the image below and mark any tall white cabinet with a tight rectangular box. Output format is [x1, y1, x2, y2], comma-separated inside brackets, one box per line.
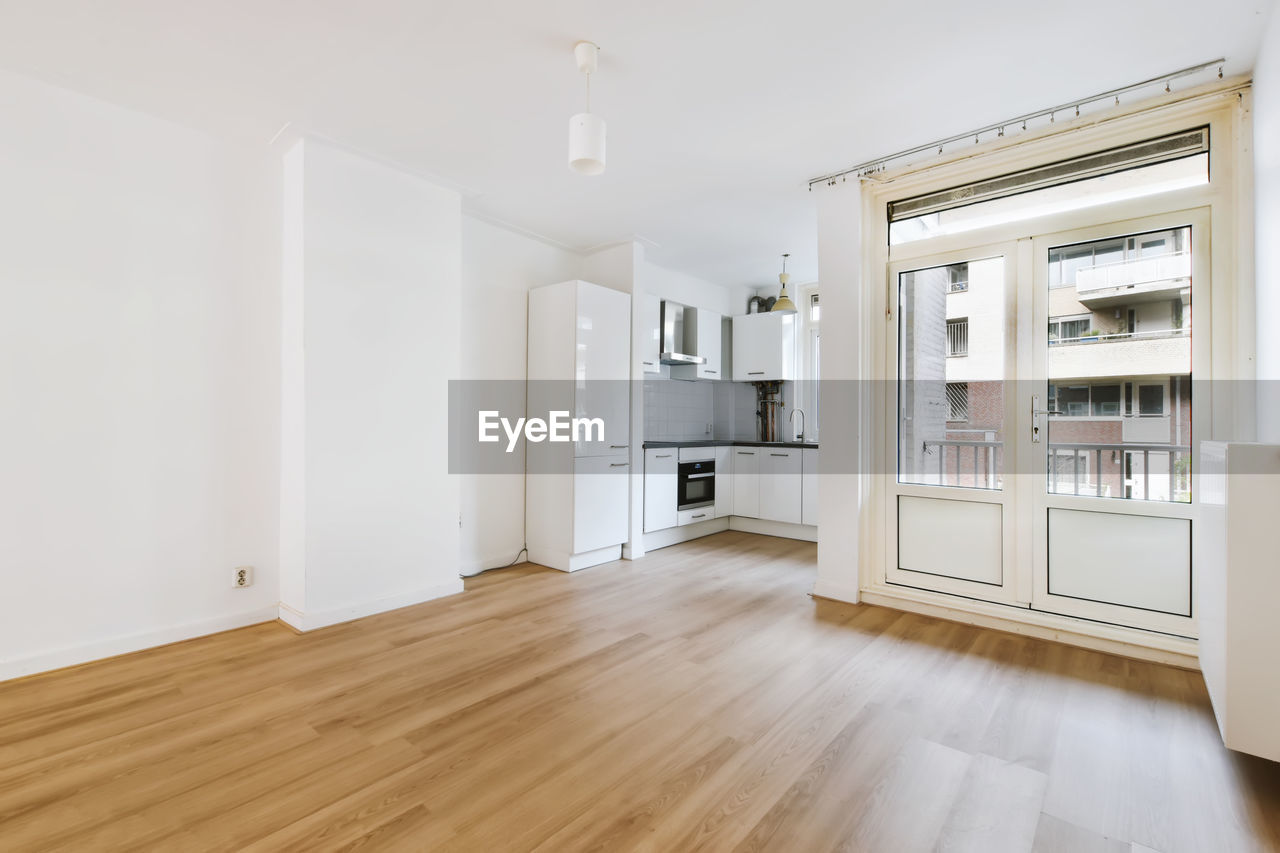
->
[526, 280, 632, 572]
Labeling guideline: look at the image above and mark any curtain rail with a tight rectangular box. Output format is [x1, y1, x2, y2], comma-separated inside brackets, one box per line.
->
[808, 58, 1225, 188]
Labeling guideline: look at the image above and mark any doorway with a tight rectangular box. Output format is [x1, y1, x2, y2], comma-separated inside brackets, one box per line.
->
[886, 209, 1206, 637]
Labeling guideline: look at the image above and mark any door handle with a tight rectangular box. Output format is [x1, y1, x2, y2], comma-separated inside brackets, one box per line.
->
[1031, 395, 1062, 444]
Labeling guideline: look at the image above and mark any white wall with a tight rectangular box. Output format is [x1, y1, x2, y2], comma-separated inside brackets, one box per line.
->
[0, 70, 282, 679]
[1255, 5, 1280, 442]
[812, 182, 866, 604]
[458, 216, 581, 573]
[278, 138, 463, 628]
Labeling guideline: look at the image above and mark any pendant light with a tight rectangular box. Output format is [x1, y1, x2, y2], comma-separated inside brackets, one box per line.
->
[772, 253, 798, 314]
[569, 41, 605, 175]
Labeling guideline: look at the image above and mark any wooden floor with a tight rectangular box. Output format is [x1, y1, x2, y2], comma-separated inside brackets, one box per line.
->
[2, 531, 1278, 852]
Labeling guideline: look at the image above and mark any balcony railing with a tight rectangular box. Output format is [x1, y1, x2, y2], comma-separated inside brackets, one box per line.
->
[1075, 251, 1190, 295]
[946, 320, 968, 357]
[920, 438, 1001, 489]
[1048, 442, 1191, 502]
[1049, 327, 1186, 346]
[916, 439, 1192, 501]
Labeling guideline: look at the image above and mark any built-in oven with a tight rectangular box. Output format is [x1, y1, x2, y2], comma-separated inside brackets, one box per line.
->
[677, 459, 715, 510]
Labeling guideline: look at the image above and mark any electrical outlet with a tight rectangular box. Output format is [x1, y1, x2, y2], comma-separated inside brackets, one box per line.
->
[233, 566, 253, 588]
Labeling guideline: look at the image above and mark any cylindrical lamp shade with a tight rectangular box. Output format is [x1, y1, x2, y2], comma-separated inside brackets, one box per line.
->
[569, 112, 606, 175]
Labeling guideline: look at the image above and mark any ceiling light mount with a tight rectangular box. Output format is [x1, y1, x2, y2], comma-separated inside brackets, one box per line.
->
[569, 41, 606, 176]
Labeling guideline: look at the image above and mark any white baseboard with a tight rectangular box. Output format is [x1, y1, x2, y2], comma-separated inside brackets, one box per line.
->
[0, 605, 279, 684]
[812, 579, 861, 604]
[277, 579, 466, 632]
[459, 548, 526, 577]
[728, 516, 818, 542]
[859, 587, 1200, 669]
[642, 517, 731, 551]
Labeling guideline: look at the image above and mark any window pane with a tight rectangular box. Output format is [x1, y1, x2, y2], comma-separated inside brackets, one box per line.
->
[1092, 384, 1121, 416]
[1138, 385, 1164, 415]
[899, 258, 1004, 490]
[1046, 227, 1192, 502]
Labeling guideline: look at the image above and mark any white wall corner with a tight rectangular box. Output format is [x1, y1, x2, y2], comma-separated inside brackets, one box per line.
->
[276, 579, 465, 632]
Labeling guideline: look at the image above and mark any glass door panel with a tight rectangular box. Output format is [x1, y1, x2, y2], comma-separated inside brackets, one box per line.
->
[888, 247, 1017, 604]
[1031, 217, 1203, 637]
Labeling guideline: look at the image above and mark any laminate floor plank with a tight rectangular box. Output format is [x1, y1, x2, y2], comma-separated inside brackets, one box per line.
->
[1, 531, 1276, 852]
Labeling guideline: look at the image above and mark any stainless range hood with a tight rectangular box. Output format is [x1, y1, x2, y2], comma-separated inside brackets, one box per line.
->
[659, 301, 706, 365]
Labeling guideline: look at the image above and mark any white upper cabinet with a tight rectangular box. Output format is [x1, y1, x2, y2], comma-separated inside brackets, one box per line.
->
[640, 293, 662, 375]
[732, 312, 796, 381]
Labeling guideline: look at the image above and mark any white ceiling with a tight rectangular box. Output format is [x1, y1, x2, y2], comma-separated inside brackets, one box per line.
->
[1, 0, 1273, 287]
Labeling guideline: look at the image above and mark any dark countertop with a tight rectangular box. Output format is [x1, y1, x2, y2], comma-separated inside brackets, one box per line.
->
[643, 439, 818, 449]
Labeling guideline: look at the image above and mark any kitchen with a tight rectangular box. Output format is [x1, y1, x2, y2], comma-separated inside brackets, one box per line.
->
[523, 261, 820, 574]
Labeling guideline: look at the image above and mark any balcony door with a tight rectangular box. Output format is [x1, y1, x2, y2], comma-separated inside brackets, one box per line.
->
[1028, 209, 1206, 637]
[886, 242, 1019, 604]
[886, 208, 1207, 637]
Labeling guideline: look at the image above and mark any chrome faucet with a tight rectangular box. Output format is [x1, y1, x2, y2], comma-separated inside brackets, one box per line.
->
[789, 408, 805, 442]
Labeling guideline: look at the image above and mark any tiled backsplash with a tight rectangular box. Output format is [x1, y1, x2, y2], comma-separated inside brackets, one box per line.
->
[643, 379, 770, 442]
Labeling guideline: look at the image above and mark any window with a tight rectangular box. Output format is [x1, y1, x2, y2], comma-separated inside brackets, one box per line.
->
[1049, 314, 1092, 343]
[946, 318, 969, 356]
[809, 292, 821, 323]
[888, 129, 1209, 245]
[948, 264, 969, 292]
[1091, 384, 1121, 416]
[1058, 385, 1090, 416]
[946, 382, 969, 421]
[1138, 384, 1164, 415]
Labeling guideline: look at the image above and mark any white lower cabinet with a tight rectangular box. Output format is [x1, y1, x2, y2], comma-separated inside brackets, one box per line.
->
[677, 507, 714, 526]
[802, 448, 819, 526]
[572, 454, 630, 553]
[759, 448, 802, 524]
[714, 445, 732, 518]
[732, 448, 761, 518]
[643, 448, 678, 533]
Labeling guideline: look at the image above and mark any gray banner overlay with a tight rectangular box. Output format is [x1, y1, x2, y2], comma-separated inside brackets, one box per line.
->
[449, 380, 1280, 476]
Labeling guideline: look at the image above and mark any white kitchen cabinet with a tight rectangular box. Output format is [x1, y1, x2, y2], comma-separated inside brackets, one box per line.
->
[732, 447, 760, 518]
[802, 448, 819, 527]
[714, 445, 733, 518]
[672, 308, 723, 380]
[640, 293, 662, 375]
[573, 282, 632, 457]
[760, 448, 802, 524]
[643, 448, 678, 532]
[732, 312, 796, 381]
[677, 507, 714, 526]
[526, 279, 632, 572]
[573, 455, 630, 553]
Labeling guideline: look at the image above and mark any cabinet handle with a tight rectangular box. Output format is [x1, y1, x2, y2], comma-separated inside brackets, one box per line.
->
[770, 452, 790, 457]
[737, 451, 755, 455]
[654, 453, 672, 458]
[610, 444, 628, 449]
[691, 513, 707, 519]
[705, 369, 717, 374]
[642, 361, 655, 365]
[609, 462, 629, 467]
[748, 371, 764, 375]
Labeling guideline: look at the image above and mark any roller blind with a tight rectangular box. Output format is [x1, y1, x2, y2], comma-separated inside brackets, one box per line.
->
[887, 127, 1209, 222]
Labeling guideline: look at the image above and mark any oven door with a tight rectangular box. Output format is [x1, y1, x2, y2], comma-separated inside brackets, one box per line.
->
[678, 460, 716, 510]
